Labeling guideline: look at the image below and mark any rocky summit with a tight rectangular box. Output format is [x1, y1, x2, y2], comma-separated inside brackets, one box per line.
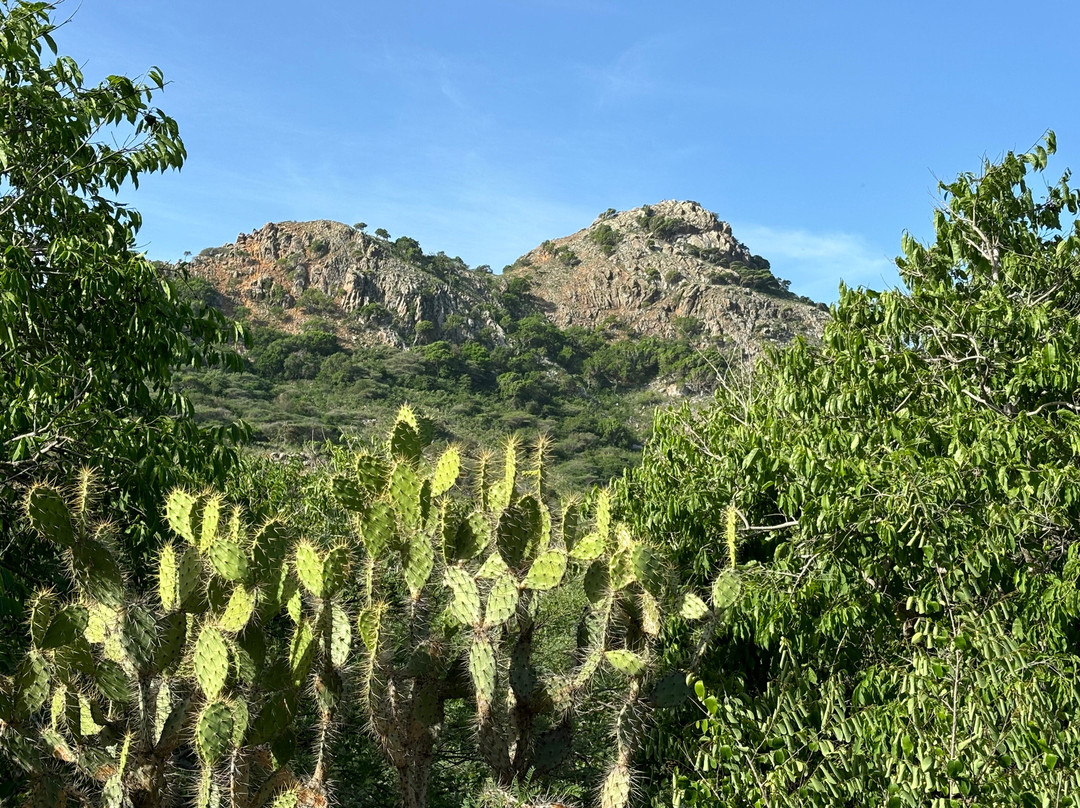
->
[181, 201, 827, 361]
[504, 200, 828, 358]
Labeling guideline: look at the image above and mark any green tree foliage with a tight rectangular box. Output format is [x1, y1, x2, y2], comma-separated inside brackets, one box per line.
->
[622, 134, 1080, 805]
[588, 223, 621, 257]
[0, 1, 246, 576]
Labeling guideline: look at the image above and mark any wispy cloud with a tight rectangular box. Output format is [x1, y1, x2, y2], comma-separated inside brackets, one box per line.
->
[578, 39, 665, 108]
[735, 224, 902, 303]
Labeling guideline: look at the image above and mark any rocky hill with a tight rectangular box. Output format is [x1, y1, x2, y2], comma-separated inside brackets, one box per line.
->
[505, 200, 828, 356]
[181, 202, 827, 362]
[182, 219, 501, 347]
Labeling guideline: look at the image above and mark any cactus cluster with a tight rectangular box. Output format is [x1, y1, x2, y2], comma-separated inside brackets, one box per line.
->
[332, 407, 688, 808]
[1, 472, 351, 808]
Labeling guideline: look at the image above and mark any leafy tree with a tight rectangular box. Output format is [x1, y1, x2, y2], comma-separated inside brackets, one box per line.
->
[622, 134, 1080, 805]
[0, 2, 246, 599]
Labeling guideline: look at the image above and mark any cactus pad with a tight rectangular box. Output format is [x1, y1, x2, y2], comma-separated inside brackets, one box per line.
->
[609, 546, 636, 592]
[322, 544, 352, 598]
[412, 684, 442, 727]
[286, 588, 303, 624]
[390, 417, 423, 464]
[270, 789, 299, 808]
[487, 480, 512, 516]
[355, 452, 390, 494]
[361, 502, 396, 559]
[332, 475, 367, 512]
[522, 549, 567, 591]
[149, 681, 175, 745]
[270, 729, 298, 770]
[229, 696, 250, 746]
[249, 692, 293, 746]
[177, 545, 204, 609]
[431, 445, 462, 497]
[568, 531, 604, 562]
[315, 667, 344, 713]
[194, 625, 230, 698]
[651, 672, 691, 708]
[390, 462, 422, 530]
[219, 586, 256, 633]
[533, 723, 572, 774]
[294, 540, 325, 598]
[497, 496, 541, 569]
[327, 603, 352, 667]
[230, 634, 259, 685]
[208, 537, 247, 583]
[469, 636, 497, 708]
[199, 494, 223, 552]
[357, 603, 384, 651]
[711, 569, 741, 609]
[539, 501, 552, 550]
[252, 519, 290, 572]
[679, 592, 710, 620]
[102, 775, 123, 808]
[640, 590, 661, 637]
[605, 649, 646, 676]
[443, 510, 486, 563]
[28, 591, 54, 649]
[561, 499, 582, 551]
[195, 699, 234, 764]
[476, 552, 510, 580]
[600, 761, 633, 808]
[165, 489, 199, 545]
[289, 620, 315, 687]
[584, 560, 610, 605]
[25, 485, 74, 547]
[121, 605, 159, 673]
[403, 531, 434, 599]
[93, 659, 131, 703]
[15, 650, 50, 715]
[71, 537, 124, 608]
[596, 490, 612, 544]
[445, 566, 482, 627]
[631, 543, 665, 596]
[158, 542, 179, 612]
[152, 611, 185, 672]
[484, 573, 519, 628]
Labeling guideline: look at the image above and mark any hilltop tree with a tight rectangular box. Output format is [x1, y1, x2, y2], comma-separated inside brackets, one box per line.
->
[623, 134, 1080, 805]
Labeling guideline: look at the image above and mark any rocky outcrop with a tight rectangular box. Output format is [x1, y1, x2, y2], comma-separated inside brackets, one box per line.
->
[185, 220, 501, 346]
[503, 200, 829, 360]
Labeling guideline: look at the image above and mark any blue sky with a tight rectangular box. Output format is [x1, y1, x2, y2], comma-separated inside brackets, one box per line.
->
[55, 0, 1080, 302]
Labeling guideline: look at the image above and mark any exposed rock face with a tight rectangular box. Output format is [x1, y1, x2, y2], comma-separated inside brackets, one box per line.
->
[185, 220, 501, 346]
[504, 200, 829, 360]
[182, 202, 827, 360]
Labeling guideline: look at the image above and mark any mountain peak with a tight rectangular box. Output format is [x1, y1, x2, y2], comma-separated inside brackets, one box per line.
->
[503, 202, 825, 349]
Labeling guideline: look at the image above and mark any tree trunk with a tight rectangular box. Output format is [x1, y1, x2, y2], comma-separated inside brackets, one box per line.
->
[396, 755, 432, 808]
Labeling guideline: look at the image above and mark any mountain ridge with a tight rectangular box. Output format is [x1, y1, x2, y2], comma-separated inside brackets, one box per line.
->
[179, 201, 827, 362]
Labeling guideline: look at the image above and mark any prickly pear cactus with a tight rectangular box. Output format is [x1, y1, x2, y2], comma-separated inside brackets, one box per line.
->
[331, 406, 688, 808]
[1, 476, 352, 808]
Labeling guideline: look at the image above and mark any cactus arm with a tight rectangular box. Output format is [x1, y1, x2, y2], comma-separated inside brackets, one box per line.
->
[507, 604, 539, 781]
